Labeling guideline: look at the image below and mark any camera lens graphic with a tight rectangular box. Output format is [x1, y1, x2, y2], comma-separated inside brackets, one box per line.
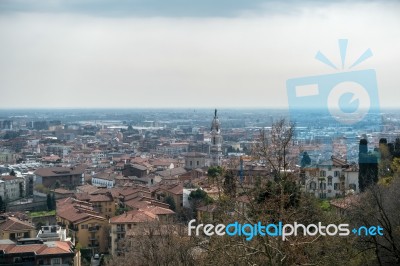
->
[327, 81, 371, 125]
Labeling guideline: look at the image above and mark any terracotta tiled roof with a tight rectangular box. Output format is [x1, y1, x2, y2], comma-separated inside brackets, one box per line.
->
[150, 160, 172, 166]
[75, 193, 91, 201]
[76, 184, 99, 194]
[130, 164, 148, 171]
[89, 194, 113, 202]
[330, 195, 360, 209]
[0, 217, 35, 232]
[144, 205, 175, 215]
[154, 183, 183, 195]
[93, 172, 119, 181]
[109, 210, 158, 224]
[125, 200, 152, 210]
[34, 164, 87, 177]
[56, 199, 106, 223]
[1, 175, 22, 181]
[0, 241, 73, 255]
[156, 167, 187, 178]
[54, 188, 74, 194]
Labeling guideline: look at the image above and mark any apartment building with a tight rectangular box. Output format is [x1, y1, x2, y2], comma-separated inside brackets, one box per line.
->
[34, 165, 87, 189]
[0, 238, 78, 266]
[303, 156, 359, 199]
[56, 199, 108, 253]
[0, 216, 36, 240]
[0, 175, 25, 201]
[109, 206, 174, 256]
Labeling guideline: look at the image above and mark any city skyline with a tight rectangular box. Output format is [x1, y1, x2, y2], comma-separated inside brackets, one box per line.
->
[0, 0, 399, 109]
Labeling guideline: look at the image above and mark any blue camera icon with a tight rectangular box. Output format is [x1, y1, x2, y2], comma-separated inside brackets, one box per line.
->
[286, 39, 381, 163]
[287, 69, 380, 127]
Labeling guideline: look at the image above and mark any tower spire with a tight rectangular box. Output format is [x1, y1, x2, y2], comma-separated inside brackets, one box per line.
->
[210, 109, 222, 166]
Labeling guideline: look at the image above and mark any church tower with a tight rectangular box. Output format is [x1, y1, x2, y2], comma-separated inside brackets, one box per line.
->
[210, 109, 223, 166]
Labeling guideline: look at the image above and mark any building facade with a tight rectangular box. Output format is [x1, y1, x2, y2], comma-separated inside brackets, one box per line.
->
[210, 109, 223, 166]
[184, 152, 208, 170]
[303, 156, 359, 199]
[0, 175, 25, 202]
[34, 165, 86, 189]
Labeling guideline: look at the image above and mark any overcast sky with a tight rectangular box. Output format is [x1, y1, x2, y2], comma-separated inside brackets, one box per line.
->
[0, 0, 399, 109]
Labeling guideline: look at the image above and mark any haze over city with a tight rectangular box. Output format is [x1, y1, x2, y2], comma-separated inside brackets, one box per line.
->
[1, 0, 400, 109]
[1, 1, 400, 266]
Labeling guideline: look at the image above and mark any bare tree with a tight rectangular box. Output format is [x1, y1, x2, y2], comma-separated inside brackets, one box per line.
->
[349, 178, 400, 265]
[105, 222, 199, 266]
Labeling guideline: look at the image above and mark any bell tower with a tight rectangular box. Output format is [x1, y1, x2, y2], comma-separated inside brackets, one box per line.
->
[210, 109, 223, 166]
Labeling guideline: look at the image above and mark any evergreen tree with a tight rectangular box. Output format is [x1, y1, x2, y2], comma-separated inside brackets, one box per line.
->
[0, 196, 5, 212]
[54, 180, 61, 189]
[19, 182, 24, 198]
[164, 196, 176, 212]
[188, 188, 214, 215]
[359, 139, 378, 192]
[300, 151, 311, 167]
[51, 193, 57, 210]
[46, 193, 52, 210]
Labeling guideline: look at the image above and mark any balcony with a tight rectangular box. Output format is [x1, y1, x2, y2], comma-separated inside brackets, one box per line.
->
[88, 225, 100, 232]
[114, 228, 126, 233]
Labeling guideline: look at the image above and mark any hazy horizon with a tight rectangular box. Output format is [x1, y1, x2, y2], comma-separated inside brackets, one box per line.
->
[1, 0, 399, 109]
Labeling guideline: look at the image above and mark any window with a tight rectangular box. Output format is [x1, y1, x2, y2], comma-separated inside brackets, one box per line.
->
[319, 182, 326, 190]
[128, 224, 132, 229]
[190, 161, 192, 166]
[52, 258, 61, 265]
[319, 170, 326, 177]
[197, 161, 199, 166]
[13, 257, 22, 263]
[334, 171, 340, 177]
[334, 183, 340, 190]
[81, 224, 88, 229]
[319, 193, 326, 199]
[309, 181, 316, 190]
[327, 176, 333, 186]
[349, 183, 357, 191]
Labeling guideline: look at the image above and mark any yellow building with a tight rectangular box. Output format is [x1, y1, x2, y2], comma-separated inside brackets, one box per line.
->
[0, 216, 36, 240]
[56, 199, 109, 253]
[109, 206, 175, 256]
[89, 193, 116, 219]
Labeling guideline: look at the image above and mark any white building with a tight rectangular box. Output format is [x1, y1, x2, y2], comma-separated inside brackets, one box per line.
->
[91, 173, 116, 188]
[303, 156, 359, 199]
[0, 175, 25, 202]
